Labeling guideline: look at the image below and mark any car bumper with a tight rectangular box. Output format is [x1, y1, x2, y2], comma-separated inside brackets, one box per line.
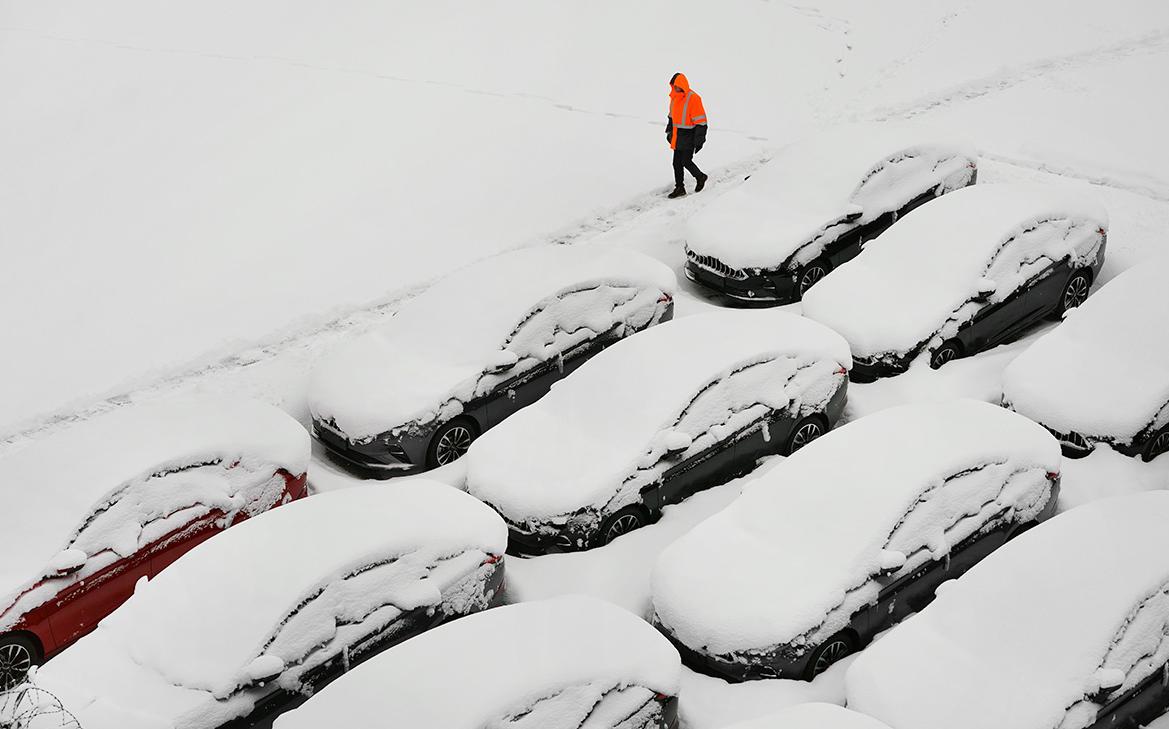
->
[313, 421, 423, 477]
[654, 621, 807, 682]
[684, 261, 797, 305]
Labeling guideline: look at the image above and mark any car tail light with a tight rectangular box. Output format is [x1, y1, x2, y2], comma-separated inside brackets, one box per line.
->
[967, 161, 977, 169]
[482, 553, 503, 565]
[835, 366, 848, 375]
[657, 293, 673, 304]
[1097, 227, 1106, 236]
[1046, 471, 1060, 481]
[653, 692, 673, 702]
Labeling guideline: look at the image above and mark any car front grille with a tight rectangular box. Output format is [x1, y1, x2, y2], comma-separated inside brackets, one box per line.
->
[686, 249, 748, 280]
[1047, 426, 1093, 454]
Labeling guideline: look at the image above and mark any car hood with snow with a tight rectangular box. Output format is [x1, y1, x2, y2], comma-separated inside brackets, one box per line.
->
[802, 183, 1108, 360]
[273, 595, 681, 729]
[308, 245, 676, 440]
[1003, 259, 1169, 445]
[0, 397, 309, 632]
[846, 491, 1169, 729]
[465, 309, 851, 527]
[651, 399, 1060, 658]
[31, 482, 507, 729]
[685, 124, 975, 270]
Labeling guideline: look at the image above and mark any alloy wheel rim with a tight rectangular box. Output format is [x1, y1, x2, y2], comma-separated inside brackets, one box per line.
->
[800, 266, 827, 295]
[933, 346, 957, 367]
[435, 426, 473, 465]
[1064, 276, 1090, 310]
[606, 514, 642, 542]
[0, 643, 32, 689]
[791, 422, 823, 451]
[812, 640, 850, 676]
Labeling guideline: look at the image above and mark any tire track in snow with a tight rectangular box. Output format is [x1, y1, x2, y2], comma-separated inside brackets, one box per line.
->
[861, 28, 1169, 122]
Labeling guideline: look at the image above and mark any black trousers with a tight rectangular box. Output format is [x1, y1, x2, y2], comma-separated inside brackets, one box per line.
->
[673, 146, 703, 188]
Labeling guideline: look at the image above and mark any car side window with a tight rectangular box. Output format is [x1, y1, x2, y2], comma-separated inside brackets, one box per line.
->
[981, 218, 1079, 302]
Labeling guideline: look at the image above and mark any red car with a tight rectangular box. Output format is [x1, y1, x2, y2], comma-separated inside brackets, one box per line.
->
[0, 398, 310, 688]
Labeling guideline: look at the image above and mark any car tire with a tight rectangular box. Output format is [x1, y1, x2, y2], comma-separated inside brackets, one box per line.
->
[784, 415, 828, 456]
[929, 340, 962, 369]
[0, 633, 42, 690]
[803, 630, 857, 681]
[1053, 269, 1092, 318]
[1143, 427, 1169, 462]
[797, 259, 832, 298]
[426, 417, 479, 469]
[596, 505, 650, 547]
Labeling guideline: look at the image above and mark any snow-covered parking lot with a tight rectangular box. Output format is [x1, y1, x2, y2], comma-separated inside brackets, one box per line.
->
[3, 1, 1169, 728]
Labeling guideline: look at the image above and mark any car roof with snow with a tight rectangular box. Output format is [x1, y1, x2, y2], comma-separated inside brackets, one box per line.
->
[651, 399, 1060, 657]
[722, 703, 894, 729]
[1003, 259, 1169, 442]
[308, 245, 675, 439]
[0, 397, 309, 620]
[685, 123, 975, 269]
[465, 309, 851, 522]
[846, 491, 1169, 729]
[802, 183, 1108, 358]
[273, 595, 680, 729]
[34, 482, 507, 725]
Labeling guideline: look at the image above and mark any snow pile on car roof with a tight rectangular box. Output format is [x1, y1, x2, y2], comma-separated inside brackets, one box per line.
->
[0, 397, 309, 630]
[1003, 259, 1169, 443]
[686, 123, 975, 269]
[273, 595, 680, 729]
[466, 309, 850, 523]
[846, 491, 1169, 729]
[722, 703, 894, 729]
[803, 183, 1108, 358]
[651, 399, 1059, 657]
[33, 482, 507, 727]
[309, 246, 675, 439]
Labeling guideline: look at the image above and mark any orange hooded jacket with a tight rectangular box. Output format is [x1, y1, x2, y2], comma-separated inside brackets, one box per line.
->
[667, 72, 707, 150]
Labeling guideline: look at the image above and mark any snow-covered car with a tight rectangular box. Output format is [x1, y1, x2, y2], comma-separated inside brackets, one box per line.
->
[802, 183, 1108, 381]
[309, 246, 676, 476]
[846, 491, 1169, 729]
[466, 309, 851, 554]
[0, 398, 309, 690]
[651, 399, 1061, 682]
[683, 125, 976, 304]
[722, 703, 893, 729]
[273, 595, 681, 729]
[1002, 260, 1169, 461]
[26, 482, 507, 729]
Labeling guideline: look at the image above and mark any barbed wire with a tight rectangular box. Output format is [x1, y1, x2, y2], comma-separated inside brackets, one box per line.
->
[0, 685, 81, 729]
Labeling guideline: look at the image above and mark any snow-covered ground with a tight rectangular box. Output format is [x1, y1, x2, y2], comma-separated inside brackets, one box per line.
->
[5, 1, 1169, 727]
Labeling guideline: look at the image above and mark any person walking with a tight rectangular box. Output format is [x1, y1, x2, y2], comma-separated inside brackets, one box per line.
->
[665, 72, 708, 199]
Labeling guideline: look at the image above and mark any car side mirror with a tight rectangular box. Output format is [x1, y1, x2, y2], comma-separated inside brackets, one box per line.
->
[662, 430, 693, 456]
[486, 350, 519, 374]
[843, 207, 863, 223]
[877, 549, 906, 576]
[47, 548, 87, 578]
[244, 655, 285, 684]
[973, 278, 997, 302]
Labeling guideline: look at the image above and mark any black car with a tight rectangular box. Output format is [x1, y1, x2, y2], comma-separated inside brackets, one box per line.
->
[651, 400, 1062, 681]
[308, 246, 676, 476]
[465, 309, 852, 555]
[803, 183, 1108, 382]
[683, 128, 976, 304]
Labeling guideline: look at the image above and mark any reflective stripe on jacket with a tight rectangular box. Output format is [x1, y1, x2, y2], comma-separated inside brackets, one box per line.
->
[667, 72, 707, 150]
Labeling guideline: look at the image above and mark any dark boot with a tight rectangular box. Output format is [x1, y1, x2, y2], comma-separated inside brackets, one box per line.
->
[668, 186, 686, 199]
[695, 173, 709, 192]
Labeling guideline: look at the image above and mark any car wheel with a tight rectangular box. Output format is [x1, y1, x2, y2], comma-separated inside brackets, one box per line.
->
[929, 340, 962, 369]
[1054, 270, 1092, 317]
[784, 415, 827, 456]
[426, 417, 479, 468]
[597, 506, 649, 546]
[0, 634, 41, 690]
[797, 259, 831, 298]
[1143, 427, 1169, 462]
[804, 631, 857, 680]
